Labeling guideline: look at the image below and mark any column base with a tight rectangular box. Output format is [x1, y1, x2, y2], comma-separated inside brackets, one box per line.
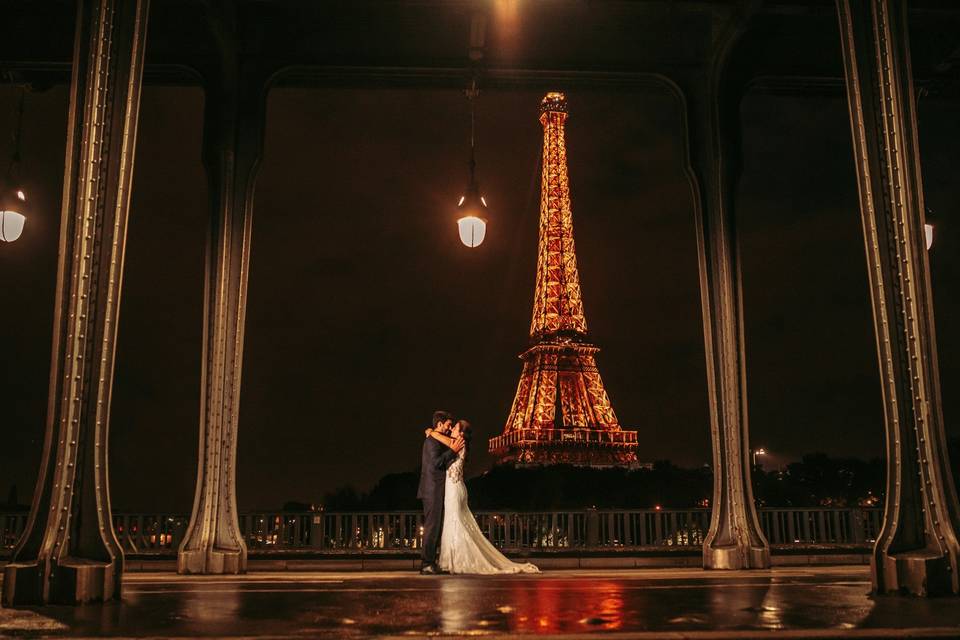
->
[177, 547, 246, 575]
[2, 562, 43, 606]
[874, 550, 959, 596]
[2, 559, 120, 606]
[703, 544, 770, 570]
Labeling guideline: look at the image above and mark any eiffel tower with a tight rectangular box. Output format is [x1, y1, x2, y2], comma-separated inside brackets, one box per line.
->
[489, 92, 639, 467]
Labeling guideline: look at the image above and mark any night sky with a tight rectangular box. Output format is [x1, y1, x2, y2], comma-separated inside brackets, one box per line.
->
[1, 76, 957, 512]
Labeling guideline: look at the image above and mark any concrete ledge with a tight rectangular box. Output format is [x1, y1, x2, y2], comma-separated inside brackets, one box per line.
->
[770, 553, 872, 566]
[5, 546, 873, 573]
[118, 554, 867, 573]
[123, 560, 177, 572]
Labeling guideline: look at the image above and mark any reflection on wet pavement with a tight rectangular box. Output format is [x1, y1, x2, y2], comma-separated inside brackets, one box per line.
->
[1, 566, 960, 637]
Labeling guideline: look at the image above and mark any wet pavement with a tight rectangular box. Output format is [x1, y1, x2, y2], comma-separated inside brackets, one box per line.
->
[2, 566, 960, 638]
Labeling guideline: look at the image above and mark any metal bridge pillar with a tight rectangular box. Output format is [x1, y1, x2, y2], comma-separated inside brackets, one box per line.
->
[678, 3, 770, 571]
[2, 0, 149, 606]
[837, 0, 960, 596]
[177, 51, 268, 573]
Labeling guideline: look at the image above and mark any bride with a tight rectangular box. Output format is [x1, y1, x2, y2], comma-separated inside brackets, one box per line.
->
[425, 420, 539, 575]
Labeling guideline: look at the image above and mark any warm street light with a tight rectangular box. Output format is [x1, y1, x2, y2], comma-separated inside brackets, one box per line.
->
[752, 447, 767, 468]
[917, 88, 935, 252]
[924, 208, 935, 251]
[0, 195, 26, 243]
[2, 87, 28, 243]
[457, 192, 488, 248]
[456, 83, 488, 248]
[455, 28, 489, 249]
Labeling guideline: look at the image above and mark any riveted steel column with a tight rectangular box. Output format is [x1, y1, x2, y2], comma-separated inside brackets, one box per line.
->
[837, 0, 960, 596]
[177, 53, 267, 573]
[686, 82, 769, 570]
[1, 0, 149, 606]
[676, 5, 769, 570]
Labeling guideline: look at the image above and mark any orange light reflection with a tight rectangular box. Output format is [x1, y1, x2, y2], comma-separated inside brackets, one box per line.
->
[505, 579, 624, 633]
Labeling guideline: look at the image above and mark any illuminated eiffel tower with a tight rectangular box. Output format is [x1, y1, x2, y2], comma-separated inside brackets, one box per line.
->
[489, 92, 639, 467]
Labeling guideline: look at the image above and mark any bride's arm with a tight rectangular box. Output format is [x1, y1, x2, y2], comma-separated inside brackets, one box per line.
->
[426, 429, 455, 447]
[434, 434, 464, 470]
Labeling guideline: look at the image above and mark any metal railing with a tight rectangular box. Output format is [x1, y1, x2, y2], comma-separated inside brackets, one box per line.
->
[2, 507, 882, 555]
[489, 428, 639, 452]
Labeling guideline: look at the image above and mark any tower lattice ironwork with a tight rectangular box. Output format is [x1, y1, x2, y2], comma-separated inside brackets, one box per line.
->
[489, 92, 639, 466]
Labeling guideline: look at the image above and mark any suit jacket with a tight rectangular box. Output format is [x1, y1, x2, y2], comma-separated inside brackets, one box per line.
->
[417, 435, 458, 501]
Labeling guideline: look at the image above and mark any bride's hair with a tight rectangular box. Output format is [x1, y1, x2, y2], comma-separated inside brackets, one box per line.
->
[455, 419, 473, 457]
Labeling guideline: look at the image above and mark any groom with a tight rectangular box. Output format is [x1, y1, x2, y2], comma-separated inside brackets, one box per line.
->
[417, 410, 464, 574]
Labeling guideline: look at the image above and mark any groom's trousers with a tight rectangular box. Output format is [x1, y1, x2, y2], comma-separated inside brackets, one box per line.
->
[418, 437, 457, 567]
[421, 492, 443, 566]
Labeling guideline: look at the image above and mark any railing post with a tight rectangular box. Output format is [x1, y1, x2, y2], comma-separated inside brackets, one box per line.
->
[585, 508, 599, 547]
[171, 516, 186, 549]
[851, 509, 867, 545]
[135, 515, 145, 551]
[771, 510, 782, 545]
[383, 513, 390, 549]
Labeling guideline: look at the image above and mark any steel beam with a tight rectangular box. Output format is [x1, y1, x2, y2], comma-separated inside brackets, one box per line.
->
[176, 7, 268, 572]
[837, 0, 960, 597]
[1, 0, 149, 606]
[685, 83, 769, 570]
[676, 2, 770, 571]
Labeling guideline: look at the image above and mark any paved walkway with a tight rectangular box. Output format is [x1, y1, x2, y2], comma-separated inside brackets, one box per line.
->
[2, 566, 960, 638]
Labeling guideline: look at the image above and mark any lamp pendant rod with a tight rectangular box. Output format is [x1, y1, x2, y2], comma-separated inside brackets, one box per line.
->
[13, 88, 24, 162]
[467, 75, 478, 185]
[469, 96, 476, 183]
[6, 87, 25, 184]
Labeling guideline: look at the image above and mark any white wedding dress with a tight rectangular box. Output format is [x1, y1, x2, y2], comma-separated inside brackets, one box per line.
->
[437, 450, 540, 575]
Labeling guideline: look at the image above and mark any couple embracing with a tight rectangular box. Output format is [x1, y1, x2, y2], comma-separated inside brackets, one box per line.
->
[417, 410, 539, 575]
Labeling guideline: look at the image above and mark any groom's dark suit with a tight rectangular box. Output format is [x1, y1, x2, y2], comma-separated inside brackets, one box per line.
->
[418, 436, 459, 568]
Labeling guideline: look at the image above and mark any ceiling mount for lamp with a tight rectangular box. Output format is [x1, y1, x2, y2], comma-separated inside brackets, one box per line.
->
[1, 85, 28, 243]
[456, 12, 489, 249]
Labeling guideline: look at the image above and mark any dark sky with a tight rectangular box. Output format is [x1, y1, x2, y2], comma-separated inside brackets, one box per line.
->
[1, 77, 957, 512]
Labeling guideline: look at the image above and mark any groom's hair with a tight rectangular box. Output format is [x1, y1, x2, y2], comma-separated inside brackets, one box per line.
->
[432, 410, 454, 427]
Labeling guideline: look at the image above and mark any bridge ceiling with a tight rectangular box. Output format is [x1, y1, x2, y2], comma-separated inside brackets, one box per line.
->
[0, 0, 957, 95]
